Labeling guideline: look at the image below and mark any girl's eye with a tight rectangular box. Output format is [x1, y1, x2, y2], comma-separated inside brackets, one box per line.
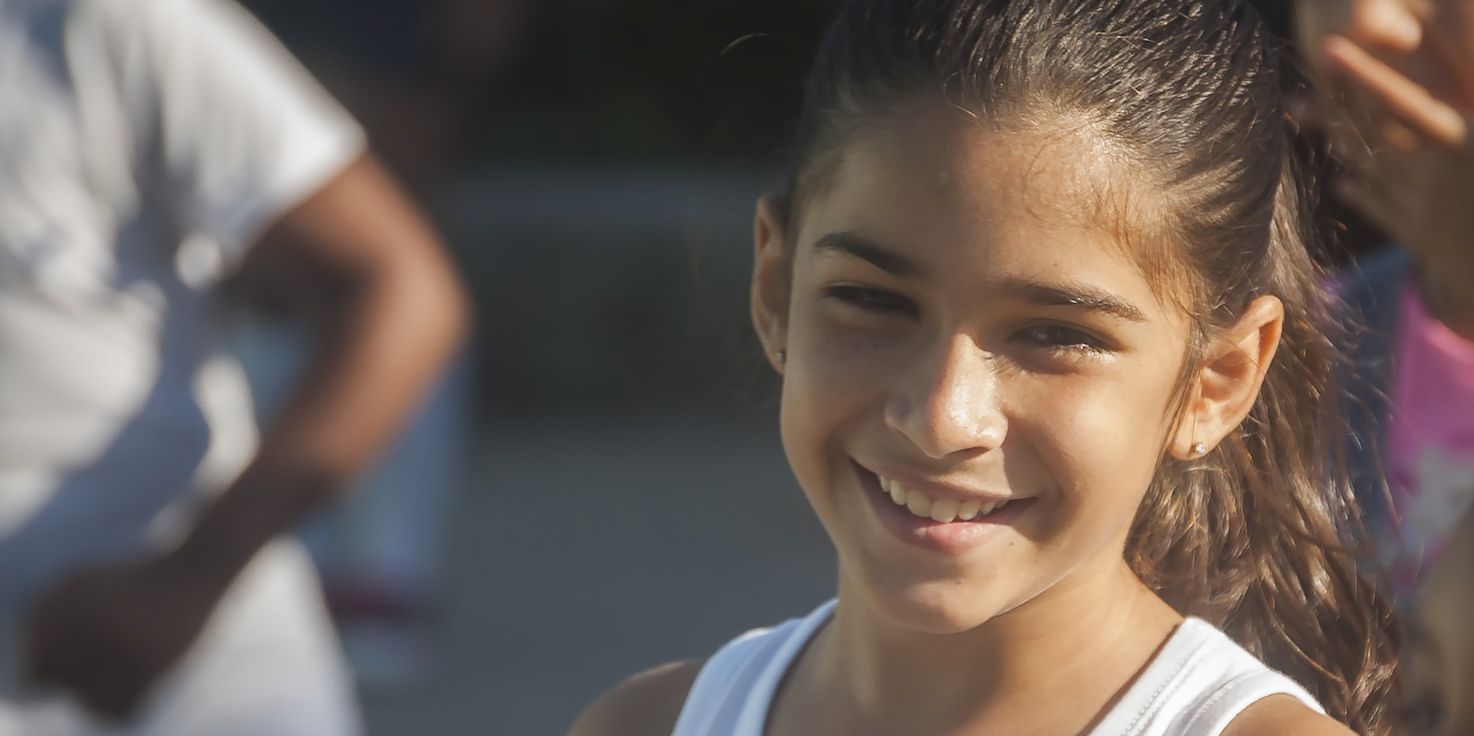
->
[823, 285, 919, 318]
[1014, 324, 1107, 353]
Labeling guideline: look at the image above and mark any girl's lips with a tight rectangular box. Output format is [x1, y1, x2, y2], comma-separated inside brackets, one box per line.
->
[852, 461, 1035, 555]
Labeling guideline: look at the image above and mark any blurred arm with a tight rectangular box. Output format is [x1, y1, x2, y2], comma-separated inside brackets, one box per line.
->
[166, 152, 470, 593]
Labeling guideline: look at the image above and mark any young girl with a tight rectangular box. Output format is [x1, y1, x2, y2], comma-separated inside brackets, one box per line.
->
[572, 1, 1401, 734]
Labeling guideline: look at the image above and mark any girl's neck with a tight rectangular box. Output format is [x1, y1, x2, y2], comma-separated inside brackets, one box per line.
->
[784, 560, 1181, 735]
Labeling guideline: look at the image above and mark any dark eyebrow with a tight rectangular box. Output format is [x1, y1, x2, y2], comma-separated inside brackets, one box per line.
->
[812, 232, 923, 278]
[812, 231, 1145, 322]
[999, 277, 1147, 322]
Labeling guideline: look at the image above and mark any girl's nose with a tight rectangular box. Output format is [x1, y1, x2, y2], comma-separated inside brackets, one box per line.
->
[883, 334, 1006, 459]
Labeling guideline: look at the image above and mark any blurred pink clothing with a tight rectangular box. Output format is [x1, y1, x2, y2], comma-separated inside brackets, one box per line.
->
[1384, 281, 1474, 597]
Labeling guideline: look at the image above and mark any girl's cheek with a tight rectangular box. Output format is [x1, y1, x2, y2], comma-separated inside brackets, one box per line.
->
[1017, 366, 1173, 486]
[780, 304, 895, 458]
[792, 304, 911, 386]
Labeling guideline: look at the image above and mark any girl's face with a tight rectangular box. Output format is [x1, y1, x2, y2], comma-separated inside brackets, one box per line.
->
[758, 106, 1197, 633]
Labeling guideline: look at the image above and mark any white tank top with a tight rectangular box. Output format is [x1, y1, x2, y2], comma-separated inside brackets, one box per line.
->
[670, 599, 1324, 736]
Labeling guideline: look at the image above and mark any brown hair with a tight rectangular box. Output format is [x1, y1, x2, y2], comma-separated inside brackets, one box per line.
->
[781, 1, 1402, 733]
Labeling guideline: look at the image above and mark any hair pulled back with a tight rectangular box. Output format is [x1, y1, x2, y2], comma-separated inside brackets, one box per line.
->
[784, 1, 1401, 733]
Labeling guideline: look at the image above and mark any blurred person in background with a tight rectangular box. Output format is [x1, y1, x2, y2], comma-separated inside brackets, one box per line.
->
[232, 0, 522, 690]
[0, 0, 468, 734]
[238, 0, 526, 194]
[1296, 0, 1474, 603]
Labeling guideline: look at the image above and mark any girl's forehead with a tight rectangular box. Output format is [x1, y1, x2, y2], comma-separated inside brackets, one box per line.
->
[830, 104, 1162, 240]
[798, 105, 1171, 282]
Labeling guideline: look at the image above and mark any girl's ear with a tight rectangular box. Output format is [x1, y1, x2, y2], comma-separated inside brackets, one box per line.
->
[751, 194, 792, 373]
[1170, 295, 1285, 460]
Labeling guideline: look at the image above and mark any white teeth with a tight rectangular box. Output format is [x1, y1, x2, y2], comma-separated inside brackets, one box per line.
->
[905, 489, 933, 518]
[879, 475, 1016, 523]
[929, 498, 959, 523]
[958, 499, 981, 521]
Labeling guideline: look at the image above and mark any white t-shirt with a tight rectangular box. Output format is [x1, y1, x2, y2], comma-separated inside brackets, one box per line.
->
[0, 0, 364, 731]
[673, 599, 1325, 736]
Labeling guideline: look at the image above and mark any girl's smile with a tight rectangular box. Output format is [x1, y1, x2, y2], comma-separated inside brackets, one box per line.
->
[852, 459, 1038, 556]
[754, 103, 1196, 634]
[572, 3, 1398, 733]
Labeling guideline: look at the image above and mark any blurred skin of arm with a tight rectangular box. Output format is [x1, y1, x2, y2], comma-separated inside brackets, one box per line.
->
[1296, 0, 1474, 338]
[23, 153, 471, 719]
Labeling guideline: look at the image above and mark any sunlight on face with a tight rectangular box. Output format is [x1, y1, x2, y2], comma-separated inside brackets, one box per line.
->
[771, 104, 1194, 633]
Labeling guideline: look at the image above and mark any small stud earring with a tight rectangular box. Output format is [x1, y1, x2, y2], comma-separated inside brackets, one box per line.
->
[776, 350, 786, 365]
[1191, 442, 1207, 457]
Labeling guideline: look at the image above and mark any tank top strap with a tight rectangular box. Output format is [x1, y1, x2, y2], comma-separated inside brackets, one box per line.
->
[669, 599, 836, 736]
[1088, 617, 1324, 736]
[671, 608, 1320, 736]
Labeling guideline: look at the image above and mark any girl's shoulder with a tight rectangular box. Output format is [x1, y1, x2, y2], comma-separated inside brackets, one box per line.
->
[567, 659, 705, 736]
[1222, 695, 1354, 736]
[569, 601, 835, 736]
[1094, 617, 1340, 736]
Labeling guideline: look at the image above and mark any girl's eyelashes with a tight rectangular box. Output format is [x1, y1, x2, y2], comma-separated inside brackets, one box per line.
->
[820, 287, 1114, 356]
[822, 284, 920, 319]
[1012, 323, 1111, 354]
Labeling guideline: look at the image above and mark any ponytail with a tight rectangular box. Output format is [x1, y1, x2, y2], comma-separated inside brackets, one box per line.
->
[1126, 154, 1402, 735]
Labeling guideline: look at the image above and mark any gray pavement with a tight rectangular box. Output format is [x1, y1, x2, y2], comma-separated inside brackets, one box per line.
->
[360, 418, 837, 736]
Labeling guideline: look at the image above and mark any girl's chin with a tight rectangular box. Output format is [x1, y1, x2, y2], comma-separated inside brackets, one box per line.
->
[850, 572, 1021, 635]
